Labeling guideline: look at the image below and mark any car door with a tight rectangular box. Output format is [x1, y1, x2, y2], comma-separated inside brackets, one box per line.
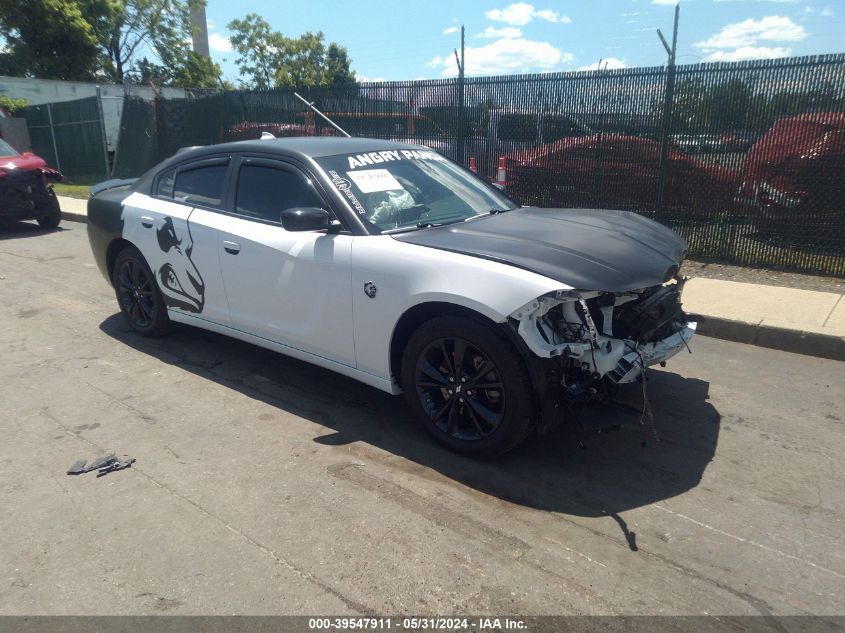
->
[123, 157, 231, 325]
[217, 156, 356, 366]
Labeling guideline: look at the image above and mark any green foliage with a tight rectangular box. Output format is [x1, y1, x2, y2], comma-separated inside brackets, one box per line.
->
[0, 0, 222, 87]
[136, 51, 223, 89]
[0, 94, 28, 114]
[227, 13, 356, 89]
[0, 0, 102, 80]
[666, 77, 844, 133]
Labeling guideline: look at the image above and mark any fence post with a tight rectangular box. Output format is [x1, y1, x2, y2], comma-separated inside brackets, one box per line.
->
[95, 86, 111, 179]
[655, 3, 679, 220]
[457, 25, 466, 165]
[45, 103, 62, 174]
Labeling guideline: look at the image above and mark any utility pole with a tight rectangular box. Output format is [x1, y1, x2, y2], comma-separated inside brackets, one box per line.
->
[655, 3, 679, 220]
[454, 25, 466, 165]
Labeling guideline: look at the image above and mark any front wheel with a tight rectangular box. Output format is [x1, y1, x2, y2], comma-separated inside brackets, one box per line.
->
[401, 315, 535, 457]
[112, 245, 170, 336]
[35, 189, 61, 228]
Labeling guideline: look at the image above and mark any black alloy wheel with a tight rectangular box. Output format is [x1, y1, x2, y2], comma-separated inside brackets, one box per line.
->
[401, 315, 534, 457]
[118, 258, 156, 329]
[112, 246, 170, 336]
[414, 337, 506, 441]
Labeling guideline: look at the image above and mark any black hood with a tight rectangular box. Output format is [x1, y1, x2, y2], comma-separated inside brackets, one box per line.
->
[392, 207, 687, 292]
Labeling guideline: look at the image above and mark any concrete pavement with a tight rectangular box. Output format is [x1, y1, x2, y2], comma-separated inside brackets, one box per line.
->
[54, 195, 845, 361]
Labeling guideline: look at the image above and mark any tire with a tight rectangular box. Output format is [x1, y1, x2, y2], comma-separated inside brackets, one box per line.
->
[35, 189, 61, 228]
[111, 245, 171, 336]
[401, 315, 535, 457]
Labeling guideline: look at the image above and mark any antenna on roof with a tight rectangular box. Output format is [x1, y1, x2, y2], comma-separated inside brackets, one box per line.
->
[260, 131, 275, 140]
[294, 92, 351, 138]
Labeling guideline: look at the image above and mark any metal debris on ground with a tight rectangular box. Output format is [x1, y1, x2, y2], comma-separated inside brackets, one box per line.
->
[66, 454, 135, 477]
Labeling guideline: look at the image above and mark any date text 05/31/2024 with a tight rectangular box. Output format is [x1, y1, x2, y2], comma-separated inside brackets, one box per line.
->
[308, 618, 527, 630]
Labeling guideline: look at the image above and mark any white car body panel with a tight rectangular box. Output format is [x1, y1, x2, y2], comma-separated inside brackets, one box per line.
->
[350, 235, 570, 388]
[215, 213, 356, 366]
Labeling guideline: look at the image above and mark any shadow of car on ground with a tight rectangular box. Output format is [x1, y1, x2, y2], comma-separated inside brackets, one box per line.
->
[0, 220, 66, 241]
[99, 313, 720, 539]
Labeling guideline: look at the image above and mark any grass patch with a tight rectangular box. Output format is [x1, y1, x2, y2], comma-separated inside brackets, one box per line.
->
[53, 183, 91, 199]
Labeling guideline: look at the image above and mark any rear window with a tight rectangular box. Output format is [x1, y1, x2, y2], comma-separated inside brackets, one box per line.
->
[0, 138, 18, 156]
[173, 164, 227, 208]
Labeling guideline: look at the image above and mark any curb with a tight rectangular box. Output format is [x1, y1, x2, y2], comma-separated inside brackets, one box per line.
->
[696, 316, 845, 362]
[60, 210, 87, 224]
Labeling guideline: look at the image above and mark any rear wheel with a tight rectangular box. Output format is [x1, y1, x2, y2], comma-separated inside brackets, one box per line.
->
[112, 245, 170, 336]
[35, 189, 61, 228]
[401, 315, 534, 457]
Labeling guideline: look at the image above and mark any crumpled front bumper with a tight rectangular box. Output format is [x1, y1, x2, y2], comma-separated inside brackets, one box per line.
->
[606, 321, 696, 384]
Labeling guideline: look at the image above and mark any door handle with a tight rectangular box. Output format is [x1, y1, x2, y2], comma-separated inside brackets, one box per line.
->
[222, 240, 241, 255]
[140, 216, 154, 228]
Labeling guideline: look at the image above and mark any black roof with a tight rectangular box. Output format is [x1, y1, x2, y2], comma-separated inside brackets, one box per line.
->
[189, 136, 426, 161]
[133, 136, 433, 194]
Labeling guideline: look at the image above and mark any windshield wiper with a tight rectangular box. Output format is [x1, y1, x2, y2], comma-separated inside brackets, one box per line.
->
[488, 208, 514, 215]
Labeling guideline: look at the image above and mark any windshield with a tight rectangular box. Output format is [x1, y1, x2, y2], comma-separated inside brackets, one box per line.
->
[0, 138, 18, 157]
[315, 149, 517, 233]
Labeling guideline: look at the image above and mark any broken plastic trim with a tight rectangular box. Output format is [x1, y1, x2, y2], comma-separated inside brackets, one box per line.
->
[509, 288, 695, 384]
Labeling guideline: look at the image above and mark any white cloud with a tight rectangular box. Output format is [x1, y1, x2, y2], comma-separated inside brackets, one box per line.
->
[695, 15, 807, 49]
[652, 0, 678, 5]
[821, 6, 834, 16]
[356, 76, 386, 83]
[208, 32, 232, 53]
[430, 37, 572, 77]
[475, 26, 523, 38]
[704, 46, 791, 61]
[577, 57, 627, 71]
[443, 26, 459, 35]
[534, 8, 571, 23]
[485, 3, 571, 26]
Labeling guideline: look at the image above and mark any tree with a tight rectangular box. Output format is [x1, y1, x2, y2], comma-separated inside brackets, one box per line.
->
[0, 0, 224, 87]
[0, 0, 102, 80]
[227, 13, 356, 89]
[90, 0, 213, 83]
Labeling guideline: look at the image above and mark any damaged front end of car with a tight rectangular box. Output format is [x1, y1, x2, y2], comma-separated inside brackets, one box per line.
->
[509, 278, 697, 433]
[0, 166, 62, 222]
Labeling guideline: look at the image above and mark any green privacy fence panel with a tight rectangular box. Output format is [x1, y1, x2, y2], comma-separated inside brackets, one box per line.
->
[112, 53, 845, 276]
[23, 96, 109, 182]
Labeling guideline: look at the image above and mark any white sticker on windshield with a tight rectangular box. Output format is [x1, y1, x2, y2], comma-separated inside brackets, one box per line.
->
[346, 169, 404, 193]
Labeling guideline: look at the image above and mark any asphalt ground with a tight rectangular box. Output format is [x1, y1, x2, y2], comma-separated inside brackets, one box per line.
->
[1, 221, 844, 616]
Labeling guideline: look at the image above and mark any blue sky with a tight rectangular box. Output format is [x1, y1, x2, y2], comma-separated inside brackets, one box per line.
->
[203, 0, 844, 83]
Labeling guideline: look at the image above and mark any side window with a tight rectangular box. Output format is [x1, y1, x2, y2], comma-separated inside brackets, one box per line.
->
[173, 164, 228, 208]
[156, 168, 176, 197]
[235, 164, 324, 223]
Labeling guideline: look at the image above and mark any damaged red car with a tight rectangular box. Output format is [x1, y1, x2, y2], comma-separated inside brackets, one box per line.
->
[737, 112, 845, 244]
[0, 138, 62, 228]
[503, 134, 739, 218]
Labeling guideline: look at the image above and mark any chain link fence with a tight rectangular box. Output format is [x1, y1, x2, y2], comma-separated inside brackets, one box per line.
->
[110, 53, 845, 276]
[22, 95, 109, 182]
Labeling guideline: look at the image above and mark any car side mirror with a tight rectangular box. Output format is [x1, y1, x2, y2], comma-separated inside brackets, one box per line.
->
[281, 207, 331, 231]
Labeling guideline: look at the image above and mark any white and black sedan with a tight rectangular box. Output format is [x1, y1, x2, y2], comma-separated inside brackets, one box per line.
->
[87, 137, 696, 456]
